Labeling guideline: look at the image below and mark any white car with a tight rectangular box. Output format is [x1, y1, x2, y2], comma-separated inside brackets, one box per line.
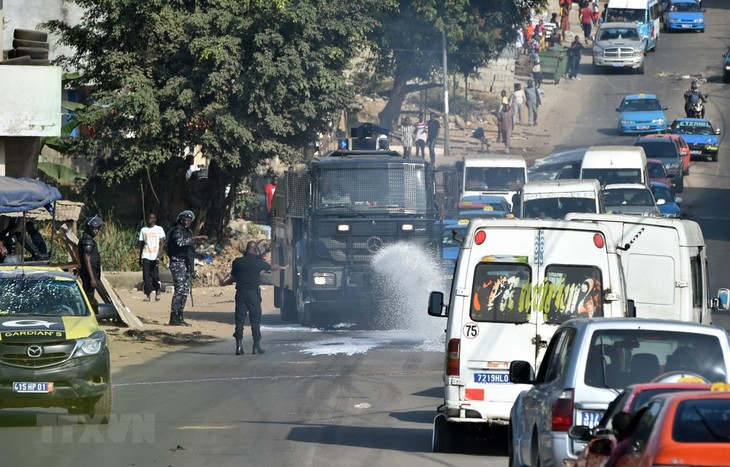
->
[508, 317, 730, 467]
[592, 22, 646, 74]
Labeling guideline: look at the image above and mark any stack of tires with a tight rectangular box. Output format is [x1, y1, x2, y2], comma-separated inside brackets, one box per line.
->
[3, 29, 50, 66]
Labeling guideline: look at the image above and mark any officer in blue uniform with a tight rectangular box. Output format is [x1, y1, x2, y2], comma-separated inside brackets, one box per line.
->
[78, 215, 104, 313]
[167, 210, 207, 326]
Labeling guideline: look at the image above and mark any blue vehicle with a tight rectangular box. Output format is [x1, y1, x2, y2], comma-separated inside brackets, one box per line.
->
[668, 118, 721, 161]
[616, 94, 668, 134]
[436, 220, 465, 277]
[662, 0, 704, 32]
[458, 194, 512, 214]
[650, 181, 682, 218]
[723, 47, 730, 83]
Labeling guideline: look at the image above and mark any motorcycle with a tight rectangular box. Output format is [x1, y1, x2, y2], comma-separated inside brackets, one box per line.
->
[686, 94, 707, 119]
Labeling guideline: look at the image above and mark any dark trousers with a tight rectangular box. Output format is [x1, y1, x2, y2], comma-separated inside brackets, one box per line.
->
[80, 268, 100, 313]
[570, 55, 581, 78]
[234, 288, 263, 342]
[427, 139, 437, 165]
[141, 259, 161, 295]
[170, 259, 191, 317]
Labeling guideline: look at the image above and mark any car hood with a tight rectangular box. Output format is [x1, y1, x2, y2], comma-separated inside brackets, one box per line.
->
[620, 110, 666, 121]
[606, 205, 660, 216]
[658, 202, 681, 216]
[675, 133, 718, 145]
[595, 38, 642, 49]
[0, 315, 98, 343]
[665, 12, 703, 21]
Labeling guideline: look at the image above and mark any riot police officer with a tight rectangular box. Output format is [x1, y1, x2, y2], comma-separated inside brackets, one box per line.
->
[78, 215, 104, 313]
[167, 210, 207, 326]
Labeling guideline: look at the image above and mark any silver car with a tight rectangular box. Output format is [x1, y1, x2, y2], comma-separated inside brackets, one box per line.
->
[508, 318, 730, 467]
[603, 183, 660, 216]
[592, 22, 646, 74]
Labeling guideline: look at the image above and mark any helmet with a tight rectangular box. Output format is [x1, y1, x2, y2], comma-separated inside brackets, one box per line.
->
[86, 215, 104, 229]
[691, 81, 698, 90]
[177, 210, 195, 222]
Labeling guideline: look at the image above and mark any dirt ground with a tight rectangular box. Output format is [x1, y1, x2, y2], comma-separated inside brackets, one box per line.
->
[105, 282, 277, 374]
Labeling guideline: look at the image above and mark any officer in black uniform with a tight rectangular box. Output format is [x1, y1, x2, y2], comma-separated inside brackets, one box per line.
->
[167, 210, 207, 326]
[78, 215, 104, 313]
[220, 240, 289, 355]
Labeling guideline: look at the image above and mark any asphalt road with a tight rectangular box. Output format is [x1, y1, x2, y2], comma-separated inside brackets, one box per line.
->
[1, 3, 729, 465]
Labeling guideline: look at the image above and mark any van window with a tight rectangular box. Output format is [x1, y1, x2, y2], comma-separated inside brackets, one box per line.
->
[523, 197, 597, 219]
[465, 167, 525, 191]
[691, 255, 702, 308]
[606, 8, 645, 23]
[582, 168, 642, 185]
[470, 263, 531, 323]
[544, 265, 604, 323]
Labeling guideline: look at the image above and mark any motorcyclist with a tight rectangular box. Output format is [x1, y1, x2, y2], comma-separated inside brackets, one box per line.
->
[683, 81, 707, 118]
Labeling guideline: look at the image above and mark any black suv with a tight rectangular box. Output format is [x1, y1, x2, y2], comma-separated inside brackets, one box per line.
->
[634, 136, 685, 192]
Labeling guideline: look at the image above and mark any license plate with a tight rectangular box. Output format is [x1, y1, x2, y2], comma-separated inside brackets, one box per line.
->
[636, 126, 650, 130]
[12, 382, 54, 393]
[690, 150, 702, 155]
[681, 24, 692, 28]
[578, 410, 604, 428]
[473, 372, 510, 384]
[612, 63, 625, 67]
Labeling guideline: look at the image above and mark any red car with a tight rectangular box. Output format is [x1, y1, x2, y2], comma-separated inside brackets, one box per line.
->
[606, 388, 730, 467]
[570, 382, 711, 467]
[647, 158, 674, 190]
[643, 133, 691, 175]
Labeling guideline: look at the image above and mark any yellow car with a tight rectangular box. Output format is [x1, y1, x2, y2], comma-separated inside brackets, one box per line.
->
[0, 266, 112, 422]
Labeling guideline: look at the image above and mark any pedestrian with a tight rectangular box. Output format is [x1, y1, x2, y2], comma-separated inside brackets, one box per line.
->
[498, 104, 513, 153]
[138, 213, 166, 302]
[219, 241, 289, 355]
[264, 174, 278, 226]
[579, 1, 594, 43]
[512, 83, 525, 127]
[525, 79, 542, 126]
[25, 221, 48, 259]
[167, 210, 207, 326]
[414, 112, 428, 158]
[399, 116, 414, 159]
[426, 112, 440, 166]
[560, 0, 571, 42]
[531, 52, 543, 91]
[515, 26, 525, 58]
[544, 13, 559, 44]
[78, 215, 104, 314]
[569, 35, 583, 80]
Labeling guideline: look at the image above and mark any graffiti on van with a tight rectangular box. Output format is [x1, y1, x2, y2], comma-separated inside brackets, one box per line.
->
[470, 263, 604, 323]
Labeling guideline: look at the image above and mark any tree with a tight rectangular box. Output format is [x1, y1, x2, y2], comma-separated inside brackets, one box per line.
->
[44, 0, 389, 237]
[367, 0, 546, 130]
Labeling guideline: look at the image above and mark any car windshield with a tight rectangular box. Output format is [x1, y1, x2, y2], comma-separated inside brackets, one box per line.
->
[585, 329, 727, 389]
[601, 387, 708, 431]
[0, 277, 88, 316]
[635, 141, 677, 159]
[606, 8, 645, 23]
[597, 28, 639, 41]
[651, 185, 673, 202]
[523, 197, 597, 219]
[604, 188, 654, 207]
[673, 399, 730, 443]
[582, 168, 642, 185]
[315, 165, 428, 215]
[673, 121, 714, 135]
[668, 2, 701, 13]
[464, 167, 525, 191]
[648, 163, 667, 178]
[622, 99, 661, 112]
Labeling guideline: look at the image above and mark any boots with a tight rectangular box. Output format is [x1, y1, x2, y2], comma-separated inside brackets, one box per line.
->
[235, 339, 244, 355]
[252, 341, 265, 355]
[178, 312, 192, 327]
[168, 312, 182, 326]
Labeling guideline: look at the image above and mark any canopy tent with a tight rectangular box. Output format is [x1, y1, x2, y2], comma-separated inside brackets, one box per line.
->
[0, 176, 62, 214]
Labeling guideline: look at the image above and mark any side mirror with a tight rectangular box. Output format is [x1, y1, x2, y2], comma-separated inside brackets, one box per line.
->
[568, 425, 592, 441]
[589, 438, 614, 456]
[715, 128, 722, 135]
[615, 108, 621, 112]
[509, 360, 535, 384]
[428, 291, 447, 317]
[715, 288, 729, 311]
[656, 198, 666, 206]
[662, 106, 668, 110]
[675, 196, 682, 204]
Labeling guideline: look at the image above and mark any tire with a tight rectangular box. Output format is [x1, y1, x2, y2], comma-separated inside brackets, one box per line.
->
[280, 288, 297, 322]
[508, 422, 520, 467]
[12, 39, 49, 50]
[295, 287, 313, 326]
[675, 175, 684, 193]
[636, 62, 645, 75]
[432, 414, 455, 453]
[13, 47, 49, 60]
[80, 384, 113, 424]
[711, 153, 717, 162]
[531, 430, 542, 467]
[13, 28, 48, 42]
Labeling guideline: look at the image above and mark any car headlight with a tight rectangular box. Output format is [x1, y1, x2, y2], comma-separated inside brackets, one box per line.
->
[312, 272, 336, 286]
[694, 18, 703, 23]
[652, 118, 665, 124]
[592, 47, 603, 55]
[74, 331, 107, 357]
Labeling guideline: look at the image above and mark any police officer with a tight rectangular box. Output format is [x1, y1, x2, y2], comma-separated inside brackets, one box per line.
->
[167, 210, 207, 326]
[78, 215, 104, 313]
[219, 240, 289, 355]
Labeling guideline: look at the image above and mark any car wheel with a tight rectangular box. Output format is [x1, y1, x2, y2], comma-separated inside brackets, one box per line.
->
[676, 176, 684, 193]
[636, 63, 645, 75]
[508, 422, 521, 467]
[280, 288, 297, 322]
[711, 153, 718, 162]
[432, 414, 455, 453]
[85, 383, 113, 424]
[724, 72, 730, 83]
[531, 430, 541, 467]
[295, 287, 313, 326]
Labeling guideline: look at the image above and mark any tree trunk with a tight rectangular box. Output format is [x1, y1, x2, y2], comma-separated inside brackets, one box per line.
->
[199, 160, 232, 240]
[378, 74, 409, 131]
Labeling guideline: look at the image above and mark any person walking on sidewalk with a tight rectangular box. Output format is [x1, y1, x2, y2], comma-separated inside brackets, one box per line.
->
[220, 241, 289, 355]
[531, 52, 543, 91]
[167, 210, 207, 326]
[138, 213, 165, 302]
[512, 83, 525, 127]
[569, 36, 584, 80]
[579, 2, 594, 44]
[498, 104, 514, 153]
[525, 79, 542, 126]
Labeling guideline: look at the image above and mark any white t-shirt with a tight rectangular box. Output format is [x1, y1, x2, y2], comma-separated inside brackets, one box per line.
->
[414, 121, 428, 142]
[139, 225, 166, 261]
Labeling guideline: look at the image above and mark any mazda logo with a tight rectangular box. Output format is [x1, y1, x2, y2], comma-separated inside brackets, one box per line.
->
[366, 236, 383, 253]
[26, 345, 43, 358]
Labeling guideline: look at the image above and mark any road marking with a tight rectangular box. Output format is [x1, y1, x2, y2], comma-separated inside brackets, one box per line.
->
[178, 425, 236, 430]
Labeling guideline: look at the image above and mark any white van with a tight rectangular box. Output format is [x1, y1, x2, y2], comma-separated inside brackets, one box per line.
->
[461, 155, 528, 210]
[580, 145, 648, 186]
[427, 219, 631, 451]
[606, 0, 661, 52]
[566, 213, 714, 324]
[518, 179, 603, 219]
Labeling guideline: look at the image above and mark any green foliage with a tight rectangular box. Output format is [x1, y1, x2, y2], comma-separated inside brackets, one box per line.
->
[95, 221, 141, 272]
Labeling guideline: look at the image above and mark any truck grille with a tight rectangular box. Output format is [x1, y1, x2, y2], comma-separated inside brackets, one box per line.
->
[604, 47, 636, 58]
[0, 343, 74, 368]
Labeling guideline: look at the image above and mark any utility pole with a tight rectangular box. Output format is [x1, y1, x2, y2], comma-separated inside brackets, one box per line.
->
[441, 30, 450, 159]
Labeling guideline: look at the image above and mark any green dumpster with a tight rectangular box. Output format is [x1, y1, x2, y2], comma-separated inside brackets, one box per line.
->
[538, 46, 568, 84]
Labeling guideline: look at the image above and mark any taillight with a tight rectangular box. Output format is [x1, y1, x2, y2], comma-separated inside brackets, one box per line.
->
[447, 338, 460, 376]
[551, 388, 574, 432]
